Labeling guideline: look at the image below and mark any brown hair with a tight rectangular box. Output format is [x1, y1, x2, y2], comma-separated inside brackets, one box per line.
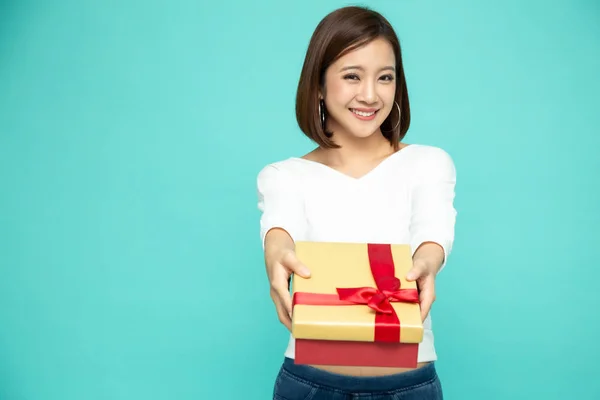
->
[295, 6, 410, 149]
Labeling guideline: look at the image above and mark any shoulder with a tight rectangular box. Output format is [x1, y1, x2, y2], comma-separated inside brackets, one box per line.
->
[256, 157, 309, 191]
[404, 144, 454, 163]
[403, 144, 456, 179]
[257, 157, 306, 178]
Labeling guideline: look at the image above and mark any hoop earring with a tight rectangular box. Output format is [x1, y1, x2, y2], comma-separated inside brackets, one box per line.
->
[382, 101, 401, 132]
[319, 99, 326, 129]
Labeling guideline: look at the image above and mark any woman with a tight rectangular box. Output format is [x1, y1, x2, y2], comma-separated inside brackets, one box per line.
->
[257, 6, 456, 400]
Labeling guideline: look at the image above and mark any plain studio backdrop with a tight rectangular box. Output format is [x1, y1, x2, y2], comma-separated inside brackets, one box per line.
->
[1, 0, 599, 399]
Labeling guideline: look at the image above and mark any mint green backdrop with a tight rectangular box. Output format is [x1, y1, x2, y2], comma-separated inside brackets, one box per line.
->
[1, 0, 599, 399]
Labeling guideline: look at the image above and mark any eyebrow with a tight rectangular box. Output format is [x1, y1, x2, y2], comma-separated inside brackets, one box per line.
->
[339, 65, 396, 73]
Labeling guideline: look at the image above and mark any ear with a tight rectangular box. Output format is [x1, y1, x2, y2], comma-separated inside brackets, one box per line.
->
[318, 85, 326, 100]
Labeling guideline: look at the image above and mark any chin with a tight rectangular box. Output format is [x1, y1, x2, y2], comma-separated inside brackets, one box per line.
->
[346, 121, 384, 139]
[328, 113, 387, 140]
[346, 127, 380, 139]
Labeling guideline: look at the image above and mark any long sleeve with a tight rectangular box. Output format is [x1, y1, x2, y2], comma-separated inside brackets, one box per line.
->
[409, 147, 457, 272]
[257, 164, 308, 248]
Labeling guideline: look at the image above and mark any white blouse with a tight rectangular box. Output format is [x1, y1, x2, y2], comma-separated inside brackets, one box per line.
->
[256, 144, 457, 363]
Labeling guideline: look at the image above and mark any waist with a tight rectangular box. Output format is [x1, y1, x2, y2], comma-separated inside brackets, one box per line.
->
[282, 357, 437, 392]
[306, 361, 431, 377]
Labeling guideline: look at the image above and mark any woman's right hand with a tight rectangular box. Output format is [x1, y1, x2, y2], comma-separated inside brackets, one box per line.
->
[265, 230, 311, 331]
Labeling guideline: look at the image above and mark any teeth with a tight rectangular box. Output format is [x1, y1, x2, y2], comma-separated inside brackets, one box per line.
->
[351, 109, 375, 117]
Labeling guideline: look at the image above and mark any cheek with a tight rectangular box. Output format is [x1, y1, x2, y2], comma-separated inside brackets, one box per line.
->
[381, 87, 397, 111]
[326, 80, 354, 104]
[382, 84, 396, 102]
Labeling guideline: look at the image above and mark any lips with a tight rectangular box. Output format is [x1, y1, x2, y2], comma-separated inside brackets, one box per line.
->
[350, 108, 378, 121]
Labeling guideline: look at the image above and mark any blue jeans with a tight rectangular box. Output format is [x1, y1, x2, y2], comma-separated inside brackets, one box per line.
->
[273, 358, 443, 400]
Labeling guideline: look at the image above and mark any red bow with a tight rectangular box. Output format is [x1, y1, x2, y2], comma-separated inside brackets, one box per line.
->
[336, 276, 419, 315]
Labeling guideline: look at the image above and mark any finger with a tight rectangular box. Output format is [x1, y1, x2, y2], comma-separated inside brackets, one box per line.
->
[272, 280, 293, 319]
[282, 252, 311, 278]
[420, 296, 432, 321]
[274, 299, 292, 331]
[270, 282, 293, 329]
[418, 278, 436, 321]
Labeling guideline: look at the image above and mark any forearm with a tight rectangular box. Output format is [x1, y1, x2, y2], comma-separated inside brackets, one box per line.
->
[412, 242, 445, 274]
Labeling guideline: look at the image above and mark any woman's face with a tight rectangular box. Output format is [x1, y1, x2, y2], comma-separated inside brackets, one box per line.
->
[322, 37, 397, 142]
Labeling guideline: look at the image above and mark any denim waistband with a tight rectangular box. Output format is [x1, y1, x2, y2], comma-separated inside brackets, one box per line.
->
[282, 357, 438, 393]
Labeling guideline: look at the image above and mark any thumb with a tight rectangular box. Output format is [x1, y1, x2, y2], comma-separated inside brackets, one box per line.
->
[406, 262, 425, 281]
[283, 251, 311, 278]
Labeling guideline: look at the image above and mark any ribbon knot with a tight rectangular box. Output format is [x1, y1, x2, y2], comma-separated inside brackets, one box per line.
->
[336, 276, 419, 315]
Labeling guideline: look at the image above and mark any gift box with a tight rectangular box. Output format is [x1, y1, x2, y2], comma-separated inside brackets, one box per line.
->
[291, 242, 423, 368]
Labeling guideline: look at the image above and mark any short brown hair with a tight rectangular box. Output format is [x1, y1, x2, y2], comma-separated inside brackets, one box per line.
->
[295, 6, 410, 149]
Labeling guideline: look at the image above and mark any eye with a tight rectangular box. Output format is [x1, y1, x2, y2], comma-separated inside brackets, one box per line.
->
[380, 74, 395, 82]
[343, 73, 360, 81]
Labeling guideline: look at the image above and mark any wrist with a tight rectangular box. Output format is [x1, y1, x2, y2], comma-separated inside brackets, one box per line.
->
[412, 242, 445, 274]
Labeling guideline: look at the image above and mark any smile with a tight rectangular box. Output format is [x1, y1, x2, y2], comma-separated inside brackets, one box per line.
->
[350, 108, 378, 121]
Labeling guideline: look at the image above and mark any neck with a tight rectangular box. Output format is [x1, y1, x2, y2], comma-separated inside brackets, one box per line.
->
[321, 129, 395, 167]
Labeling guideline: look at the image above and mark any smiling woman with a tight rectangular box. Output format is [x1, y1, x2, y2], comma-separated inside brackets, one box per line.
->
[257, 5, 456, 400]
[321, 38, 397, 136]
[295, 7, 410, 152]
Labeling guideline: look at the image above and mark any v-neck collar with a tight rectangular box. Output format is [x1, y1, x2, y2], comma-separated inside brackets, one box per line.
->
[290, 144, 416, 182]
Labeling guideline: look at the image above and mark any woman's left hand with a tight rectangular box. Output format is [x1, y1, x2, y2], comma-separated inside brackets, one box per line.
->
[406, 259, 437, 321]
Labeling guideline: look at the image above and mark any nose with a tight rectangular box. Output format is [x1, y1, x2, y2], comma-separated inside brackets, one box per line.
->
[357, 80, 377, 104]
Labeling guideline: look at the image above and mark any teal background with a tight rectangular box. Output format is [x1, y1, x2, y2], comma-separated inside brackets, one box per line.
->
[1, 0, 599, 399]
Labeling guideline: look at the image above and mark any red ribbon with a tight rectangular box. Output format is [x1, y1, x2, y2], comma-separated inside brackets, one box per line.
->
[292, 243, 419, 343]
